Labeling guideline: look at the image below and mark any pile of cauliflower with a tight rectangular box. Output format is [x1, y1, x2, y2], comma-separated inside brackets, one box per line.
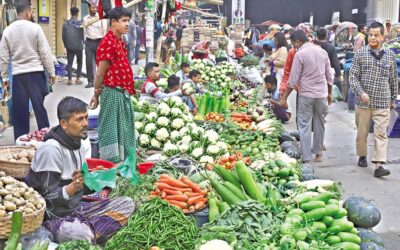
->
[136, 97, 228, 163]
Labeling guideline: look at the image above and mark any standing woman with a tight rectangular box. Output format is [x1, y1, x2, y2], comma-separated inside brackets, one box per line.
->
[192, 40, 211, 60]
[270, 32, 289, 90]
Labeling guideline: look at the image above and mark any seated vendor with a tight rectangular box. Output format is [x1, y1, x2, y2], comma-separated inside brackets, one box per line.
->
[263, 75, 291, 123]
[182, 70, 205, 114]
[192, 40, 211, 60]
[175, 62, 190, 84]
[26, 97, 134, 244]
[140, 62, 189, 103]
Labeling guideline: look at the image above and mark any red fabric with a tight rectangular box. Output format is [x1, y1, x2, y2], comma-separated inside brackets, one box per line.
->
[280, 48, 296, 93]
[96, 30, 135, 94]
[234, 48, 245, 58]
[98, 0, 123, 19]
[141, 78, 156, 94]
[192, 53, 208, 60]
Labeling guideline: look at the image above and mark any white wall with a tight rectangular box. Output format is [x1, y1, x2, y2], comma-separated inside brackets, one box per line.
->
[367, 0, 399, 23]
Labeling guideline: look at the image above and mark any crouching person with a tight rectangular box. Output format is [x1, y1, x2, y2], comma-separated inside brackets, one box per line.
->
[26, 97, 135, 244]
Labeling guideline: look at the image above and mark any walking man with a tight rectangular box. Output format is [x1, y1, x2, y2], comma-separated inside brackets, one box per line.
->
[62, 7, 84, 85]
[349, 22, 398, 177]
[89, 7, 136, 164]
[0, 1, 55, 140]
[280, 30, 333, 163]
[134, 23, 143, 64]
[127, 16, 136, 64]
[83, 3, 107, 88]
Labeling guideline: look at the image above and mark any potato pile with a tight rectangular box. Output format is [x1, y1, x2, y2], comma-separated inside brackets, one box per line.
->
[0, 148, 36, 163]
[0, 171, 44, 217]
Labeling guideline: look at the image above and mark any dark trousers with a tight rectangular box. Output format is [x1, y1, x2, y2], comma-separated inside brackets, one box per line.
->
[12, 72, 50, 140]
[85, 39, 101, 84]
[134, 42, 141, 64]
[66, 49, 83, 81]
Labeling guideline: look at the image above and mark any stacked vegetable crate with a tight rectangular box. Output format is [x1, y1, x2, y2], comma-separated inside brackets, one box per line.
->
[180, 26, 219, 54]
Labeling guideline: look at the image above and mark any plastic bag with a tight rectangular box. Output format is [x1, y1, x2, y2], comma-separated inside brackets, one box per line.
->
[82, 147, 139, 192]
[333, 85, 343, 101]
[20, 226, 52, 250]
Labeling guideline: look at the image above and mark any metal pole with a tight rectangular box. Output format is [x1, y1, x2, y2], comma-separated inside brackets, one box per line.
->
[145, 0, 156, 63]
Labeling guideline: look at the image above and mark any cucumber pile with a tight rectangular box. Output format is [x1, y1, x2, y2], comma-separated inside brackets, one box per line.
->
[262, 159, 301, 188]
[279, 192, 361, 250]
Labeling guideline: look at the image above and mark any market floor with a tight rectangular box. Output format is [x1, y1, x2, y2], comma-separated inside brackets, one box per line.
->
[284, 97, 400, 250]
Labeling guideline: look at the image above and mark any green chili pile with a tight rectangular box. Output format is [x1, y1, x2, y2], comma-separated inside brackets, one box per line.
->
[105, 198, 199, 250]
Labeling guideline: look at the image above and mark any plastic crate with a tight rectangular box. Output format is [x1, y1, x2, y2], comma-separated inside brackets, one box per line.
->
[88, 115, 98, 130]
[55, 64, 65, 77]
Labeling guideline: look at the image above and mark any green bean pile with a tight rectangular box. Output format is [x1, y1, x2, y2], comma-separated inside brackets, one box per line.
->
[105, 198, 199, 250]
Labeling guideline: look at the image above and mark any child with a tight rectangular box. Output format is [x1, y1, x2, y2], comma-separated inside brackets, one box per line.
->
[165, 75, 181, 94]
[182, 70, 204, 115]
[259, 44, 273, 75]
[263, 75, 291, 123]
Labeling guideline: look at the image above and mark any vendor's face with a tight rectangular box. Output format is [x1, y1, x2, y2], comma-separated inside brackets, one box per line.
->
[151, 67, 161, 81]
[89, 5, 97, 16]
[265, 82, 275, 92]
[183, 67, 191, 74]
[61, 112, 89, 140]
[192, 75, 202, 84]
[368, 27, 384, 49]
[113, 16, 130, 34]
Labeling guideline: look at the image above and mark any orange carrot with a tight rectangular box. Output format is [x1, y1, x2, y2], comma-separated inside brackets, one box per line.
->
[161, 191, 167, 198]
[158, 178, 189, 188]
[166, 200, 188, 209]
[164, 189, 183, 195]
[155, 182, 177, 190]
[195, 200, 206, 210]
[181, 177, 202, 193]
[184, 192, 204, 198]
[182, 208, 190, 213]
[189, 205, 196, 211]
[164, 195, 188, 201]
[187, 195, 204, 206]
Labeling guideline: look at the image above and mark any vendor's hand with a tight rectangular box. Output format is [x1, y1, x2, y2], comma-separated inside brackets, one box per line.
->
[50, 76, 56, 85]
[360, 93, 370, 105]
[327, 94, 333, 105]
[66, 170, 84, 196]
[2, 80, 9, 89]
[279, 89, 285, 96]
[192, 107, 198, 115]
[280, 98, 288, 109]
[90, 95, 99, 109]
[390, 101, 397, 110]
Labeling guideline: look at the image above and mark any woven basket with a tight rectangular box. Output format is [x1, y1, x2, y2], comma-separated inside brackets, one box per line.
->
[0, 198, 46, 239]
[0, 146, 33, 179]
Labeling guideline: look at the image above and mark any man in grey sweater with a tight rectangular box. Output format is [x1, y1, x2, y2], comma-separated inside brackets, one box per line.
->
[62, 7, 84, 85]
[0, 1, 55, 140]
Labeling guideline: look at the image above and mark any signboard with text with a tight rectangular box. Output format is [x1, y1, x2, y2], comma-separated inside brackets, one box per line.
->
[38, 0, 50, 23]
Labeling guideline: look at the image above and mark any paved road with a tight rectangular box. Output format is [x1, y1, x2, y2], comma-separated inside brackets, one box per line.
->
[1, 83, 399, 249]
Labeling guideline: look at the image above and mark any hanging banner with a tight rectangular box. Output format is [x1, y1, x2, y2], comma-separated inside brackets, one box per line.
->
[232, 0, 245, 25]
[38, 0, 50, 23]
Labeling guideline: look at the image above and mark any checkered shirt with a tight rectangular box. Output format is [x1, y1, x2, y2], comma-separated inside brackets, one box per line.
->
[349, 45, 398, 109]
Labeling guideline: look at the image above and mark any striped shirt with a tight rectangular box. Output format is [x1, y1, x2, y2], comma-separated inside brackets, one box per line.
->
[139, 78, 182, 103]
[349, 46, 398, 109]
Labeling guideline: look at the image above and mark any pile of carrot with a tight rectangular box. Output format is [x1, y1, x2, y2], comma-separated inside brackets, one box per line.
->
[149, 174, 208, 213]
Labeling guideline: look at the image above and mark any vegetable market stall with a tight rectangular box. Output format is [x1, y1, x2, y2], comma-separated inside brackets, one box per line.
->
[1, 58, 387, 250]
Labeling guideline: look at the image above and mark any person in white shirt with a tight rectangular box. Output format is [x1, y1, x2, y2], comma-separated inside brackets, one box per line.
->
[0, 1, 55, 140]
[83, 3, 108, 88]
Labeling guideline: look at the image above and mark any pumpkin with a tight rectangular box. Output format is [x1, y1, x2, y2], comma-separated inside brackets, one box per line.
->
[343, 197, 381, 228]
[279, 131, 296, 144]
[301, 164, 315, 175]
[290, 130, 300, 141]
[281, 141, 295, 151]
[357, 228, 384, 247]
[360, 242, 385, 250]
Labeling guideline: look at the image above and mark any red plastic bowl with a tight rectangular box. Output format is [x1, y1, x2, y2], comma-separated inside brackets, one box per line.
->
[137, 162, 155, 174]
[86, 158, 114, 172]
